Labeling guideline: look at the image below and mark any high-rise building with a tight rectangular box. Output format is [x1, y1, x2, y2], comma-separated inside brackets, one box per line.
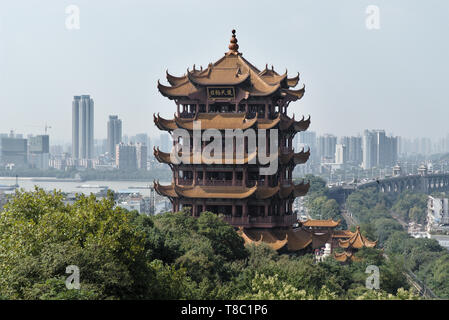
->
[362, 130, 398, 169]
[28, 135, 50, 170]
[340, 136, 362, 166]
[116, 143, 137, 170]
[317, 134, 337, 163]
[297, 131, 316, 151]
[72, 95, 94, 159]
[136, 143, 148, 170]
[1, 135, 28, 167]
[362, 130, 377, 170]
[107, 115, 122, 158]
[160, 133, 171, 152]
[335, 144, 347, 165]
[135, 133, 148, 146]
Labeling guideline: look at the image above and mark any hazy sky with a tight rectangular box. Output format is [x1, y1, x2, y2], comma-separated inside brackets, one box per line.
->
[0, 0, 448, 144]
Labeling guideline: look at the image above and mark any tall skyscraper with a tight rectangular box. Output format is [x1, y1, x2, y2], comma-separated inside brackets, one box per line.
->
[160, 133, 171, 152]
[335, 144, 347, 165]
[317, 134, 337, 163]
[29, 135, 50, 170]
[0, 135, 28, 167]
[341, 136, 362, 166]
[116, 142, 137, 170]
[72, 95, 94, 160]
[298, 131, 317, 163]
[362, 130, 377, 170]
[107, 115, 122, 158]
[136, 143, 148, 170]
[362, 130, 398, 169]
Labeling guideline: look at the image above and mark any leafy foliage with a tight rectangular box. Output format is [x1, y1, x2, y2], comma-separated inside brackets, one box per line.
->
[0, 188, 423, 300]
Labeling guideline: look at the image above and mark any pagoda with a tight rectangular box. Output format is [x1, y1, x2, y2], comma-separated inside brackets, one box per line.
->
[333, 226, 377, 262]
[154, 29, 310, 230]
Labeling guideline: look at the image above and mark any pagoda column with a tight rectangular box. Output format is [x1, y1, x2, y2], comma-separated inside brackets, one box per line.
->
[243, 167, 247, 186]
[203, 168, 206, 185]
[192, 202, 197, 216]
[264, 203, 268, 217]
[243, 201, 248, 217]
[265, 133, 269, 157]
[288, 136, 293, 151]
[232, 203, 236, 217]
[264, 175, 268, 186]
[176, 103, 180, 116]
[265, 103, 268, 119]
[196, 103, 199, 115]
[193, 167, 197, 186]
[288, 167, 292, 183]
[202, 200, 206, 213]
[232, 168, 236, 186]
[245, 103, 248, 114]
[281, 200, 286, 215]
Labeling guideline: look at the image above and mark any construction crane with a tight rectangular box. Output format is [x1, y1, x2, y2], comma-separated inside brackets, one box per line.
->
[24, 123, 51, 135]
[44, 123, 51, 134]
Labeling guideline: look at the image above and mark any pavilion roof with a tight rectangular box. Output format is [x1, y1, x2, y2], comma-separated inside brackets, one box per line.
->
[279, 148, 311, 165]
[338, 226, 377, 249]
[332, 229, 355, 238]
[154, 147, 309, 166]
[153, 113, 310, 132]
[154, 147, 259, 165]
[334, 251, 360, 262]
[302, 219, 341, 228]
[238, 227, 289, 251]
[238, 226, 334, 252]
[158, 30, 304, 100]
[154, 181, 309, 200]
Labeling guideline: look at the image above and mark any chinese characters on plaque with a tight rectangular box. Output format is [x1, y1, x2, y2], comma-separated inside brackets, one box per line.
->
[207, 87, 235, 99]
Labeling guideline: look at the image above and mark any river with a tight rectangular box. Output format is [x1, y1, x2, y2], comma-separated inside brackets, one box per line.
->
[0, 177, 170, 197]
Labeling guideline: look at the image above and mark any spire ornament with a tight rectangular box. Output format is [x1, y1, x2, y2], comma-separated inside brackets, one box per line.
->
[226, 29, 240, 55]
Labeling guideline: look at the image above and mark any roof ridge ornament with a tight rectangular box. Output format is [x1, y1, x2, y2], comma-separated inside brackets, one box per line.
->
[226, 29, 240, 56]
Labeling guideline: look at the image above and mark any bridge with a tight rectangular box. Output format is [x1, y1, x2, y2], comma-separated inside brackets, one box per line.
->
[327, 172, 449, 204]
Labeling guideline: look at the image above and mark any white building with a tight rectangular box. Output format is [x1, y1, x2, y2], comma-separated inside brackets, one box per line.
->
[335, 144, 347, 165]
[427, 196, 449, 233]
[72, 95, 94, 160]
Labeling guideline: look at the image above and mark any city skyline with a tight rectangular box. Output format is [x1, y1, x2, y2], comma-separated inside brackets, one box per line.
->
[1, 1, 449, 141]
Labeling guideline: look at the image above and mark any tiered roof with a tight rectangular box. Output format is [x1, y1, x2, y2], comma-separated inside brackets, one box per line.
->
[334, 251, 360, 262]
[338, 226, 377, 249]
[158, 30, 305, 101]
[153, 113, 310, 132]
[302, 219, 341, 228]
[154, 147, 309, 166]
[154, 181, 310, 200]
[238, 227, 334, 252]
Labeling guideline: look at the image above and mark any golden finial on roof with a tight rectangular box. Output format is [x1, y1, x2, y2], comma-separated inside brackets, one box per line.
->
[227, 29, 240, 55]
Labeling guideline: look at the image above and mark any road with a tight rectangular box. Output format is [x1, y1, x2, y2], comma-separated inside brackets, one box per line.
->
[341, 206, 359, 227]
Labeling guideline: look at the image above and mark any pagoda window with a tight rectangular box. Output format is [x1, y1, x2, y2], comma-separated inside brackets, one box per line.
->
[238, 104, 245, 113]
[199, 104, 206, 113]
[235, 205, 243, 217]
[236, 172, 243, 180]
